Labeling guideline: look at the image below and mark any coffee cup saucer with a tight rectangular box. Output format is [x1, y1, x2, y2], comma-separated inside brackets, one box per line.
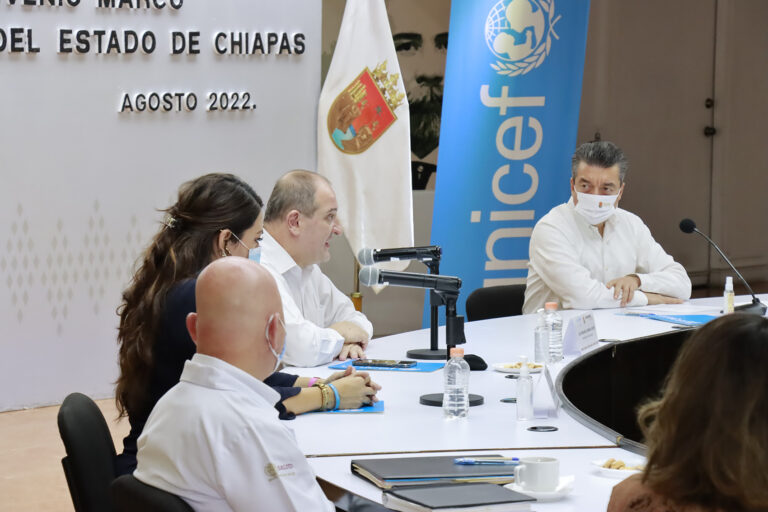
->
[504, 475, 575, 502]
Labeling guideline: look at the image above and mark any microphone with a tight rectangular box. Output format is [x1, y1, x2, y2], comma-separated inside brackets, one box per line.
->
[679, 218, 767, 314]
[357, 246, 442, 266]
[359, 266, 461, 293]
[679, 218, 696, 234]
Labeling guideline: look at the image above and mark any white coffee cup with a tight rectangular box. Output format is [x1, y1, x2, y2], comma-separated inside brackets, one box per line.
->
[514, 456, 559, 492]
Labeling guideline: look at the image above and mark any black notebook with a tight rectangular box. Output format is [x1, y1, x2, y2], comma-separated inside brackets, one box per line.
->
[383, 483, 534, 511]
[351, 455, 517, 489]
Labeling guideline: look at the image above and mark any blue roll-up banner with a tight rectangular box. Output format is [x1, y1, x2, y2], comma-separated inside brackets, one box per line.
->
[426, 0, 591, 325]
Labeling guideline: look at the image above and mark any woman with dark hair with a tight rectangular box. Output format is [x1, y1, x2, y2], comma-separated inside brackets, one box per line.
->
[608, 313, 768, 512]
[115, 173, 379, 475]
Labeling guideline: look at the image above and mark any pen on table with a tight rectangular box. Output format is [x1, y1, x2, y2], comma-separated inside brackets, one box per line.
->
[454, 457, 520, 465]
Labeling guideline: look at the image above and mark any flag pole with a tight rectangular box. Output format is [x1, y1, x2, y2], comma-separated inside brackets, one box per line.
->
[351, 259, 363, 312]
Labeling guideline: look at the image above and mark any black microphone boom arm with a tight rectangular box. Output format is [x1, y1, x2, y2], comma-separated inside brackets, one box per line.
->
[693, 227, 757, 299]
[679, 218, 766, 315]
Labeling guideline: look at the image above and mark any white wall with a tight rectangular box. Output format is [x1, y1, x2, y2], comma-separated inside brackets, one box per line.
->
[0, 0, 320, 411]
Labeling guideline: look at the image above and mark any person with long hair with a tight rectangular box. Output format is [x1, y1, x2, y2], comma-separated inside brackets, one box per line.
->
[115, 173, 379, 475]
[608, 313, 768, 512]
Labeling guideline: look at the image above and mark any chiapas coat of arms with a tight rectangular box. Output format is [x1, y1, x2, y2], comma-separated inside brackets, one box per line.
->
[326, 61, 406, 155]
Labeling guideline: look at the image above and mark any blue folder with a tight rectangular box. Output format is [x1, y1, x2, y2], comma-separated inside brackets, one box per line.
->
[328, 360, 445, 372]
[621, 312, 717, 326]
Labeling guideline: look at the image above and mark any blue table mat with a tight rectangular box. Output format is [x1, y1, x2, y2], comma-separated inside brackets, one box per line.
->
[310, 400, 385, 414]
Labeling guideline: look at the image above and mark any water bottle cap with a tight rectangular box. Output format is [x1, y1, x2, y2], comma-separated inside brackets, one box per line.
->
[449, 347, 464, 357]
[519, 355, 529, 376]
[545, 302, 558, 310]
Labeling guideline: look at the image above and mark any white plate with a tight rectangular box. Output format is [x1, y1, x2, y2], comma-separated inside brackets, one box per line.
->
[493, 362, 544, 374]
[591, 458, 645, 478]
[505, 475, 574, 502]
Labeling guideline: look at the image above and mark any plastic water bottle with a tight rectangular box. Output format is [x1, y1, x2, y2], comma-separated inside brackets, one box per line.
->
[443, 347, 470, 419]
[516, 355, 533, 420]
[533, 308, 548, 364]
[723, 276, 734, 314]
[544, 302, 563, 363]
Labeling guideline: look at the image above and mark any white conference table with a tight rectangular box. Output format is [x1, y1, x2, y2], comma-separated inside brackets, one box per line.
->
[288, 312, 614, 456]
[287, 297, 731, 457]
[287, 295, 761, 509]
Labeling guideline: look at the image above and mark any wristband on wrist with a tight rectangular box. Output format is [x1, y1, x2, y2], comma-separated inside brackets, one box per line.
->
[307, 377, 319, 387]
[327, 382, 341, 411]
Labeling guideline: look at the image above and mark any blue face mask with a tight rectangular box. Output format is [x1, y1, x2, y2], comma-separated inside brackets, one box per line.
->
[248, 247, 262, 264]
[228, 231, 261, 263]
[266, 313, 286, 373]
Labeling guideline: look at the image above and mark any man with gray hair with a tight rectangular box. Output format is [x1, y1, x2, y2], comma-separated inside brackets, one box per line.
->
[260, 170, 373, 367]
[523, 141, 691, 314]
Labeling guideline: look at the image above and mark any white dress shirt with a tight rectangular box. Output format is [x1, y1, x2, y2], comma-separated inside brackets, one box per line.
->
[260, 230, 373, 367]
[134, 354, 335, 512]
[523, 199, 691, 314]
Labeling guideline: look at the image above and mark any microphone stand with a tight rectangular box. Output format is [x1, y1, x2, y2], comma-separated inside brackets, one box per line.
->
[418, 291, 484, 407]
[694, 228, 767, 315]
[406, 258, 447, 360]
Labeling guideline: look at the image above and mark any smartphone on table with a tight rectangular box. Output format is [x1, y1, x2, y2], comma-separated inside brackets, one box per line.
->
[351, 359, 417, 368]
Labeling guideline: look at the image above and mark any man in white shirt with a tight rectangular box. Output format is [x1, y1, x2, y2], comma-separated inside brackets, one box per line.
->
[134, 258, 336, 512]
[523, 141, 691, 314]
[261, 170, 373, 367]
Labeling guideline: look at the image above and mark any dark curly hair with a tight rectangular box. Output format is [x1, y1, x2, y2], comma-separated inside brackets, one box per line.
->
[115, 173, 262, 418]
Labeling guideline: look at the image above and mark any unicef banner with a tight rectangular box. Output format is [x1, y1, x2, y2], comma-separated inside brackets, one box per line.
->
[427, 0, 590, 323]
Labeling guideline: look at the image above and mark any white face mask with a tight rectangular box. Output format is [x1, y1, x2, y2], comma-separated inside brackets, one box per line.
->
[574, 192, 619, 225]
[265, 313, 286, 373]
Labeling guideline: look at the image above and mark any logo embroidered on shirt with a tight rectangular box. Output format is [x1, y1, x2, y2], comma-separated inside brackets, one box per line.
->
[265, 462, 296, 481]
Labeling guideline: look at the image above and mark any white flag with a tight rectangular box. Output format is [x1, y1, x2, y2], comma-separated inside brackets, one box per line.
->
[318, 0, 414, 272]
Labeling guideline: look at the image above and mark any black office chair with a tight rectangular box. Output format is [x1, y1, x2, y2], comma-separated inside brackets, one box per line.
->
[111, 474, 194, 512]
[57, 392, 117, 512]
[465, 284, 527, 321]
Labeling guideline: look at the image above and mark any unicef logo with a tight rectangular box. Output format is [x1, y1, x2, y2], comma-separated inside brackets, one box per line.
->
[485, 0, 561, 76]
